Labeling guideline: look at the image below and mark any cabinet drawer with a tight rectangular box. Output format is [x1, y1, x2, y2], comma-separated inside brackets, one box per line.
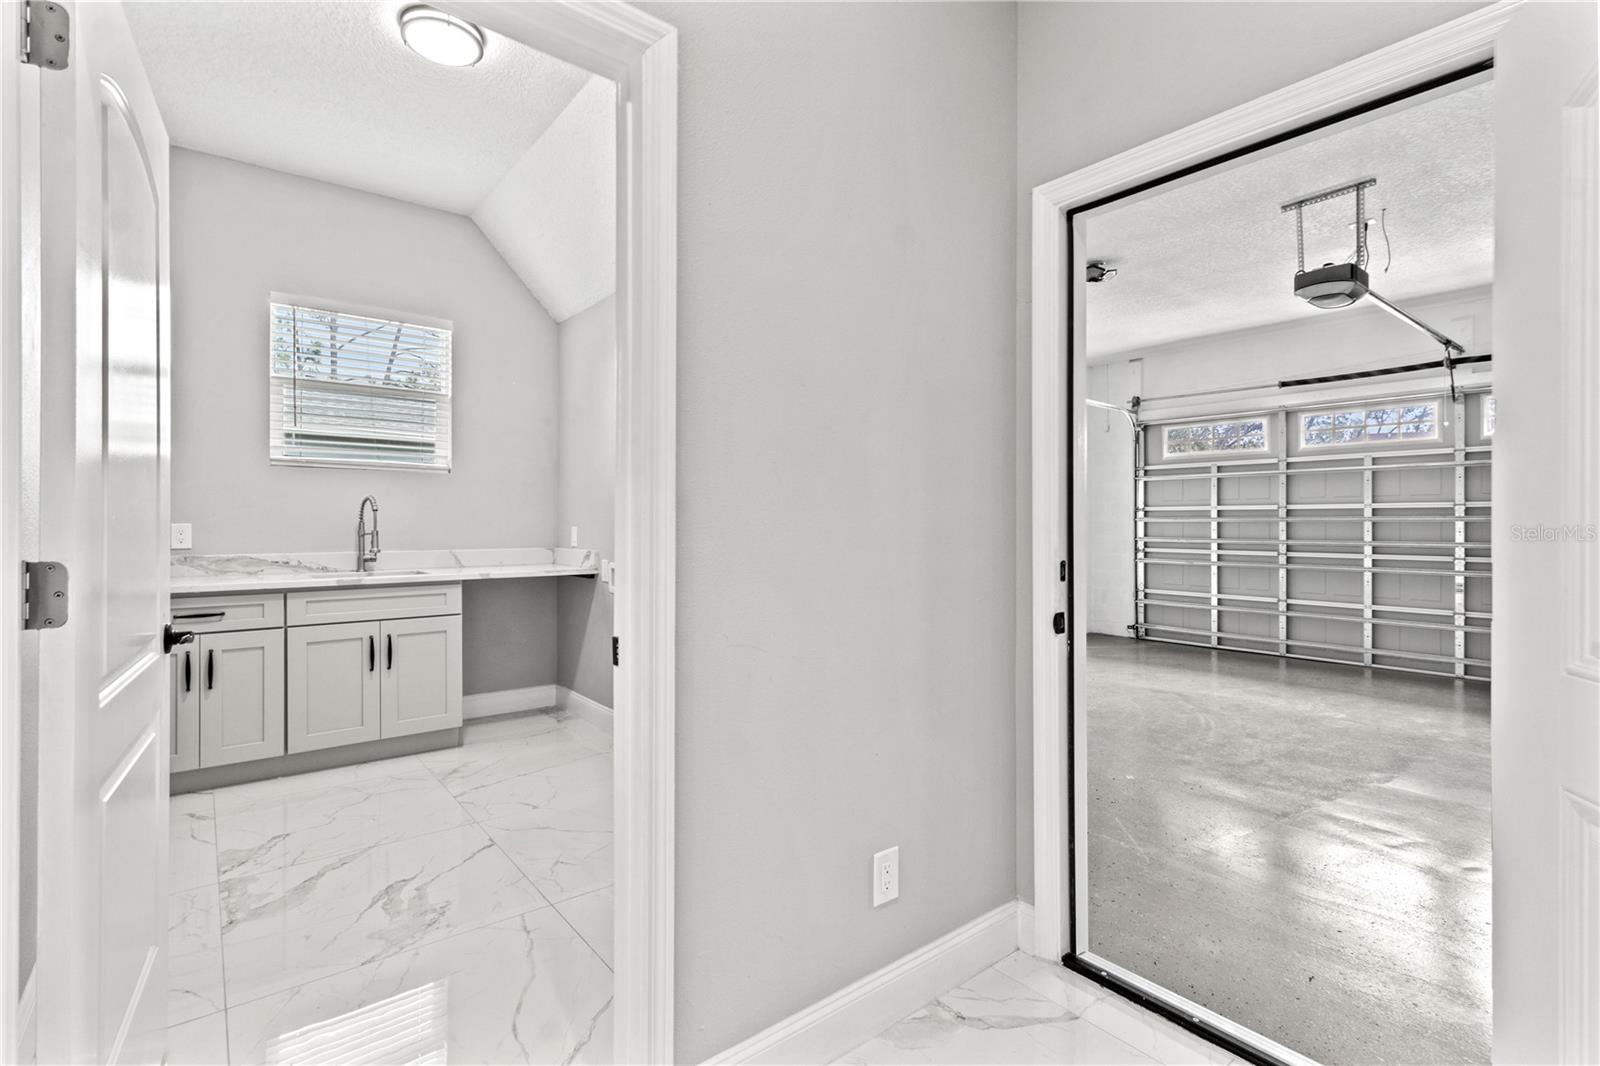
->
[171, 592, 285, 634]
[286, 583, 462, 626]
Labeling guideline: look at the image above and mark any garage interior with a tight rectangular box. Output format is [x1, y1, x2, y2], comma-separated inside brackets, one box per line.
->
[1080, 74, 1493, 1065]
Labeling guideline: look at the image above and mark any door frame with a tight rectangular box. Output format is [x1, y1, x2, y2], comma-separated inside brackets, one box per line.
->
[0, 2, 679, 1061]
[1028, 0, 1515, 1058]
[414, 7, 681, 1061]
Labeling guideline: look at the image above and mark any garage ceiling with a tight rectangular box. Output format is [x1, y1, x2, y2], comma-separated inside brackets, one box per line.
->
[1084, 79, 1493, 359]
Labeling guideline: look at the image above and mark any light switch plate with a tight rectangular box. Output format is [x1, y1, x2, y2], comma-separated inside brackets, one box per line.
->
[170, 523, 193, 550]
[873, 846, 899, 907]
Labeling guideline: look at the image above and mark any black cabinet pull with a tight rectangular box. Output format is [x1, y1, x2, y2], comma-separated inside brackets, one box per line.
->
[173, 611, 226, 622]
[183, 651, 191, 693]
[369, 635, 376, 672]
[206, 649, 215, 691]
[386, 634, 393, 671]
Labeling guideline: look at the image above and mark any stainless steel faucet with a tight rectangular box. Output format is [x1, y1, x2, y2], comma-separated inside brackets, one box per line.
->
[356, 495, 381, 572]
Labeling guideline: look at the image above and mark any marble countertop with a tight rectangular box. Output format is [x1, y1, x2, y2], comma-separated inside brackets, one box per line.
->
[171, 548, 600, 596]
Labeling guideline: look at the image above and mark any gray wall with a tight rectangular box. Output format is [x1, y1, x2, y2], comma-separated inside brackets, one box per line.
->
[171, 149, 560, 692]
[638, 4, 1018, 1059]
[170, 148, 560, 554]
[1012, 1, 1490, 902]
[557, 296, 616, 707]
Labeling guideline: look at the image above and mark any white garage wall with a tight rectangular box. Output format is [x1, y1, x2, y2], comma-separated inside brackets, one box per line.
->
[1085, 287, 1492, 638]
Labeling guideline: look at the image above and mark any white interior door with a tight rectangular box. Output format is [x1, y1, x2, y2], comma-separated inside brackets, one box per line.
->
[1492, 3, 1599, 1062]
[31, 2, 172, 1061]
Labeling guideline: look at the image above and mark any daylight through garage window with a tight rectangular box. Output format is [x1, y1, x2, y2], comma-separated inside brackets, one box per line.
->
[1161, 418, 1269, 458]
[269, 296, 453, 471]
[1300, 401, 1439, 449]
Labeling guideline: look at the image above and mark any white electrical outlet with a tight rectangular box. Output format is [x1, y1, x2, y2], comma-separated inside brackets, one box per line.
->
[170, 523, 193, 550]
[570, 525, 580, 547]
[872, 846, 899, 907]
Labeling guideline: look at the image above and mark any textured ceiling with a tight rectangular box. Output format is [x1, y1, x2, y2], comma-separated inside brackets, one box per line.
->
[1084, 79, 1494, 359]
[123, 1, 591, 215]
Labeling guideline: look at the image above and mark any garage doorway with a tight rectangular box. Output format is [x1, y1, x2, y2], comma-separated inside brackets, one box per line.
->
[1073, 63, 1493, 1066]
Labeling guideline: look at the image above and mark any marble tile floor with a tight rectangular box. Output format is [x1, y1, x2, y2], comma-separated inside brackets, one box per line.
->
[840, 953, 1242, 1066]
[166, 708, 614, 1065]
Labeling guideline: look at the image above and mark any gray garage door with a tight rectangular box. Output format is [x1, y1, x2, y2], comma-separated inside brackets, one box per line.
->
[1136, 390, 1492, 680]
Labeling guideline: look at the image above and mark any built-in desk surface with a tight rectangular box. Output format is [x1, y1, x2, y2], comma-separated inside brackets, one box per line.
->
[171, 547, 599, 596]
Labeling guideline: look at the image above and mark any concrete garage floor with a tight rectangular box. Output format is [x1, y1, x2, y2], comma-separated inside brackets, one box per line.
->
[1086, 635, 1491, 1066]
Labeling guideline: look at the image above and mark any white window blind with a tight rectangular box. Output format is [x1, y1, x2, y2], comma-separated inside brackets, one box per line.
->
[269, 295, 452, 471]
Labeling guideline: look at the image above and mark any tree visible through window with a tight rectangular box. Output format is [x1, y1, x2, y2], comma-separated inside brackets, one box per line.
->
[1300, 401, 1438, 448]
[269, 297, 453, 471]
[1162, 419, 1269, 458]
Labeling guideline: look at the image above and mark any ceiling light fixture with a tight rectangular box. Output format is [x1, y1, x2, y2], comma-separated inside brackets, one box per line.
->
[398, 6, 485, 67]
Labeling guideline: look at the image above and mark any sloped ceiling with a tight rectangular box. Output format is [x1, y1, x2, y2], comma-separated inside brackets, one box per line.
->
[124, 0, 614, 321]
[1084, 78, 1493, 359]
[474, 77, 617, 323]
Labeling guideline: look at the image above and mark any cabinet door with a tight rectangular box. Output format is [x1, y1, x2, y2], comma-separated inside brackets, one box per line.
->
[171, 646, 200, 773]
[379, 615, 462, 738]
[287, 622, 380, 753]
[198, 630, 286, 768]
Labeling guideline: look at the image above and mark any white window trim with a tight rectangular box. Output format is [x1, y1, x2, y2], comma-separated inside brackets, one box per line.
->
[1159, 417, 1271, 460]
[1297, 400, 1441, 450]
[268, 292, 453, 473]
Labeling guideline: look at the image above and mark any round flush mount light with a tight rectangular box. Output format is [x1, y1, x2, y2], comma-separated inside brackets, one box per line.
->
[399, 6, 485, 67]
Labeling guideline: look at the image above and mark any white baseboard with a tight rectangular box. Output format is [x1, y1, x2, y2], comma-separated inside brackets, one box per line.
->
[462, 684, 614, 732]
[559, 686, 614, 734]
[706, 901, 1019, 1065]
[1016, 900, 1035, 955]
[462, 684, 559, 720]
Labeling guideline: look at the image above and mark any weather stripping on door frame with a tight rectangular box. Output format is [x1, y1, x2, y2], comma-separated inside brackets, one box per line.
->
[1040, 44, 1502, 1066]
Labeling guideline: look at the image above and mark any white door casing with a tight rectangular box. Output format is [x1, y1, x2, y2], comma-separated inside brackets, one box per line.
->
[2, 2, 677, 1061]
[31, 2, 173, 1061]
[1491, 3, 1599, 1062]
[1030, 2, 1518, 966]
[1031, 3, 1599, 1062]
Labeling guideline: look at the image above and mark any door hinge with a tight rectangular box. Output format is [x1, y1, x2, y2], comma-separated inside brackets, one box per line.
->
[21, 560, 69, 630]
[612, 636, 619, 667]
[19, 1, 70, 70]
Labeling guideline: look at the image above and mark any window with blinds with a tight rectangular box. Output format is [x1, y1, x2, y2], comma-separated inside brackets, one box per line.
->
[269, 296, 452, 471]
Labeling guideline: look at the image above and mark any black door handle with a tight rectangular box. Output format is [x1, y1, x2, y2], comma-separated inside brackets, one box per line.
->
[386, 634, 393, 670]
[163, 624, 196, 654]
[183, 651, 191, 693]
[206, 649, 215, 691]
[369, 635, 376, 672]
